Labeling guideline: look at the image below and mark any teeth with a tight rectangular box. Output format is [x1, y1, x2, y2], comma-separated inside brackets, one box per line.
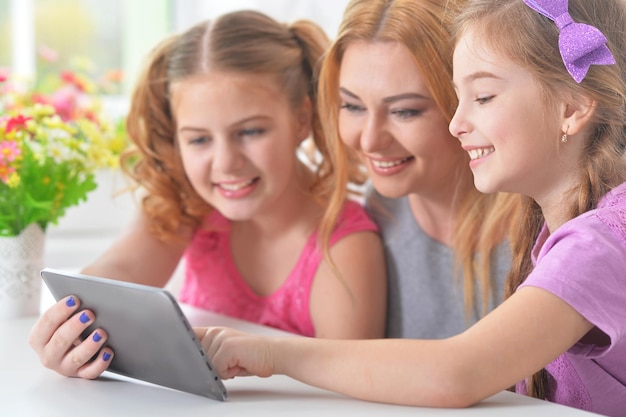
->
[372, 157, 411, 168]
[218, 179, 255, 191]
[468, 147, 495, 161]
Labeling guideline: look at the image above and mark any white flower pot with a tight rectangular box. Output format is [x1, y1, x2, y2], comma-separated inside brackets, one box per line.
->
[0, 224, 45, 319]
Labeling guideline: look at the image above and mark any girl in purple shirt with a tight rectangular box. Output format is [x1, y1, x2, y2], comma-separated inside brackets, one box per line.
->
[194, 0, 626, 414]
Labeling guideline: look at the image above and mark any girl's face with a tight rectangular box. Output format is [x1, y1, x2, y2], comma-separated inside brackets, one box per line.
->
[338, 40, 467, 199]
[172, 72, 310, 221]
[450, 30, 573, 203]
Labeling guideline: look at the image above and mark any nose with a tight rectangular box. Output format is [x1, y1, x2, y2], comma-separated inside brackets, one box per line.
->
[449, 102, 470, 141]
[212, 139, 245, 173]
[360, 112, 393, 153]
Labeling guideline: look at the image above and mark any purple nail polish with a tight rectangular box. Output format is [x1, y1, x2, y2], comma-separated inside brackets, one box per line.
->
[103, 352, 111, 362]
[66, 296, 76, 307]
[93, 332, 102, 342]
[79, 312, 89, 324]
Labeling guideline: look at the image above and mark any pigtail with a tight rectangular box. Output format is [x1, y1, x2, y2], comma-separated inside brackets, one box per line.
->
[121, 34, 207, 242]
[288, 20, 333, 195]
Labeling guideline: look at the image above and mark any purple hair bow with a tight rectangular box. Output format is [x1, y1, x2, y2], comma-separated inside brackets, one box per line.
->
[523, 0, 616, 83]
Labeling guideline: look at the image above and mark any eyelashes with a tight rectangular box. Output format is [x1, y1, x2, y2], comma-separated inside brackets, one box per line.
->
[474, 95, 495, 104]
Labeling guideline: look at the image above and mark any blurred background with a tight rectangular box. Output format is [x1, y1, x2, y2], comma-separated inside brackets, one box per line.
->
[1, 0, 350, 94]
[0, 0, 349, 274]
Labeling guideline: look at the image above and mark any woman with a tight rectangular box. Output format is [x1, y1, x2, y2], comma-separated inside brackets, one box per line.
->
[318, 0, 518, 338]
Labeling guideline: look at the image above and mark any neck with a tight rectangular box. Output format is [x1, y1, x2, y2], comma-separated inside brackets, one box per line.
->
[232, 166, 322, 241]
[407, 185, 466, 247]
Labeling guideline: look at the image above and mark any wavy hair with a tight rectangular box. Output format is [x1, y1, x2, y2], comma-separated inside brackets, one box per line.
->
[317, 0, 520, 317]
[453, 0, 626, 399]
[121, 10, 333, 242]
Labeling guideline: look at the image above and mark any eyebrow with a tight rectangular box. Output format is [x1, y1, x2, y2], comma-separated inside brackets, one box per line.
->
[339, 87, 430, 103]
[178, 115, 269, 133]
[452, 71, 503, 91]
[464, 71, 503, 83]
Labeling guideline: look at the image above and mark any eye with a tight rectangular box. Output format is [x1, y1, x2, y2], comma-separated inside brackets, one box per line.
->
[188, 135, 211, 145]
[340, 102, 365, 113]
[475, 95, 495, 105]
[239, 128, 265, 138]
[391, 108, 423, 120]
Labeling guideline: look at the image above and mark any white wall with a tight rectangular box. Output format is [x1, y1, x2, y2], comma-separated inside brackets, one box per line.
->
[173, 0, 350, 38]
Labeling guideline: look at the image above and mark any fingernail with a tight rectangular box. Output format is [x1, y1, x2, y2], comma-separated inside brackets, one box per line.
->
[79, 312, 90, 324]
[66, 296, 76, 307]
[103, 352, 111, 362]
[93, 332, 102, 342]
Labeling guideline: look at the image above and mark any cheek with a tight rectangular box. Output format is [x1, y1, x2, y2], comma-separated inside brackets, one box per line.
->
[401, 119, 459, 156]
[179, 149, 205, 182]
[338, 113, 361, 150]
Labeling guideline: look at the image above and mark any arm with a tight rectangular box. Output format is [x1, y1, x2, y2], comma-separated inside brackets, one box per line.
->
[309, 231, 387, 339]
[81, 212, 190, 286]
[198, 286, 593, 407]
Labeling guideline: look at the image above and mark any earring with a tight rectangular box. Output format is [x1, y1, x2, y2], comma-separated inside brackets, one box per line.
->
[561, 133, 568, 143]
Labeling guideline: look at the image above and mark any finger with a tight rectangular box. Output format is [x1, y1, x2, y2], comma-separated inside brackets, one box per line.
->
[41, 310, 95, 374]
[28, 296, 81, 353]
[76, 348, 114, 380]
[59, 327, 110, 377]
[197, 327, 229, 359]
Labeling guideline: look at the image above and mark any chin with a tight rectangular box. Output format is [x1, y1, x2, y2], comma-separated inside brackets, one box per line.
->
[472, 178, 500, 195]
[371, 181, 411, 199]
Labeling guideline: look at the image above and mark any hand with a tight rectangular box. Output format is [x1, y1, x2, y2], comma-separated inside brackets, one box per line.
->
[28, 296, 114, 379]
[194, 327, 276, 379]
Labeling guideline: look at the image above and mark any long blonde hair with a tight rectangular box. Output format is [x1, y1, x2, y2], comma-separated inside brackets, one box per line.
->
[318, 0, 519, 317]
[453, 0, 626, 399]
[121, 10, 334, 242]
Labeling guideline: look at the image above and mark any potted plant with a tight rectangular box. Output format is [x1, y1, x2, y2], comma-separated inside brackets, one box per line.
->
[0, 58, 126, 318]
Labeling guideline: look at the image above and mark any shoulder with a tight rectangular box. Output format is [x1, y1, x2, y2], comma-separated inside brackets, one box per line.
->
[333, 199, 379, 237]
[522, 188, 626, 345]
[593, 181, 626, 245]
[543, 182, 626, 258]
[535, 208, 626, 278]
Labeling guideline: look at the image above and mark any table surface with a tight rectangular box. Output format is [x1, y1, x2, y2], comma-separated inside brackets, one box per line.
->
[0, 305, 600, 417]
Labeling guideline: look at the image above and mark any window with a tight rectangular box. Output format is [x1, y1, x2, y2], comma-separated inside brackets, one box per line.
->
[0, 1, 11, 69]
[7, 0, 173, 95]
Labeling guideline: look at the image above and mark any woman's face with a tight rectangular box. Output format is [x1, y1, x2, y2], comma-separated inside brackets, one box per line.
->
[338, 40, 467, 199]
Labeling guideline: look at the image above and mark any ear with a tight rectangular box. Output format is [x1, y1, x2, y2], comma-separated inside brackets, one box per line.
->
[561, 94, 596, 135]
[295, 96, 313, 144]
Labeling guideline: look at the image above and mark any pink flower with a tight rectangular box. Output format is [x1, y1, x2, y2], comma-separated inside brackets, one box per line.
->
[48, 85, 81, 121]
[0, 140, 21, 163]
[60, 70, 88, 92]
[38, 45, 59, 63]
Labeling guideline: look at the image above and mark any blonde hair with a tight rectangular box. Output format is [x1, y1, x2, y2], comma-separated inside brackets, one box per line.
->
[121, 10, 333, 241]
[318, 0, 519, 317]
[453, 0, 626, 399]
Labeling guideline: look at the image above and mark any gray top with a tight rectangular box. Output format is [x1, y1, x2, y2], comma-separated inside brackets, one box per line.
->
[366, 188, 511, 339]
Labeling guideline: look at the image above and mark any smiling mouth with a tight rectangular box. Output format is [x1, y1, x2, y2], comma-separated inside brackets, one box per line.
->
[467, 147, 495, 161]
[371, 156, 414, 169]
[215, 177, 259, 191]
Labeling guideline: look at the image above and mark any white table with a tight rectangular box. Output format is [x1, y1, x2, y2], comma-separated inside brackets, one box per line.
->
[0, 306, 599, 417]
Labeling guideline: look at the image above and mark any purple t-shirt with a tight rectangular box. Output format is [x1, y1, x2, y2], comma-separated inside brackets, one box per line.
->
[518, 182, 626, 416]
[179, 200, 379, 337]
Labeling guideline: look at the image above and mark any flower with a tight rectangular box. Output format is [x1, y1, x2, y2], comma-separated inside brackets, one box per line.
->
[0, 56, 127, 237]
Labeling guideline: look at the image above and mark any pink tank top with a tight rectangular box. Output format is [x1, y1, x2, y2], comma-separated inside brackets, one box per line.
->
[178, 200, 379, 336]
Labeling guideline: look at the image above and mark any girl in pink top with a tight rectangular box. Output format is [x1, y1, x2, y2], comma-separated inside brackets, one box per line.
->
[194, 0, 626, 415]
[28, 10, 387, 380]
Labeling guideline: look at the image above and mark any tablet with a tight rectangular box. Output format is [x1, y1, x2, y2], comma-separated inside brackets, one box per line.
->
[40, 267, 228, 400]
